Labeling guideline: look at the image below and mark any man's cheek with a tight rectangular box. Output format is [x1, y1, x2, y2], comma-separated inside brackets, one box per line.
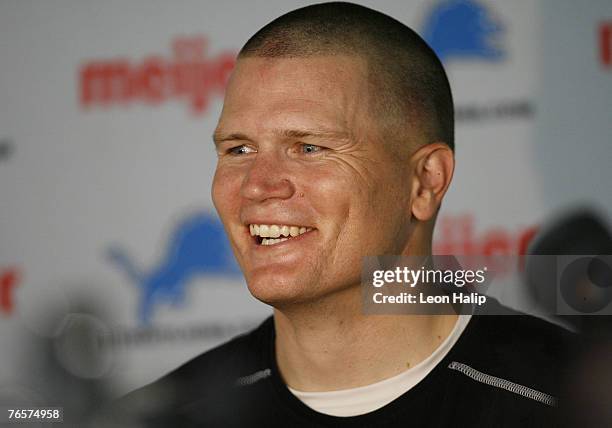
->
[214, 193, 234, 226]
[211, 170, 223, 211]
[212, 170, 237, 214]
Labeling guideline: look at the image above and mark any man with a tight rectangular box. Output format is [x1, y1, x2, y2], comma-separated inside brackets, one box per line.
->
[108, 2, 575, 427]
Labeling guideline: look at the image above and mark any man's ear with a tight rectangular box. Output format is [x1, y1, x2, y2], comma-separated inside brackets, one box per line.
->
[409, 143, 455, 222]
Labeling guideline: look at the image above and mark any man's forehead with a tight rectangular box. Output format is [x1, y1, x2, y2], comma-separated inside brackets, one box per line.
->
[217, 55, 374, 138]
[227, 55, 369, 94]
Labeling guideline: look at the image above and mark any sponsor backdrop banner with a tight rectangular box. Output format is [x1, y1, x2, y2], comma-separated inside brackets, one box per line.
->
[0, 0, 610, 406]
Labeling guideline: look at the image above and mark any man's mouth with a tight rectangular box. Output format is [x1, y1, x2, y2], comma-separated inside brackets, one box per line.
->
[249, 224, 314, 246]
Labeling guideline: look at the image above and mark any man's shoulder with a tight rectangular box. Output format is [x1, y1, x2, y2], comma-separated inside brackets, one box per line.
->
[452, 307, 579, 401]
[164, 315, 273, 383]
[103, 316, 274, 426]
[470, 304, 577, 358]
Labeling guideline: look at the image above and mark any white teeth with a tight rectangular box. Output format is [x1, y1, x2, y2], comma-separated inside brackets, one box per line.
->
[249, 223, 314, 243]
[261, 237, 291, 246]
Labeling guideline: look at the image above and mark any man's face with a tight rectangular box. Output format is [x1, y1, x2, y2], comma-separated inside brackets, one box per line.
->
[212, 56, 414, 307]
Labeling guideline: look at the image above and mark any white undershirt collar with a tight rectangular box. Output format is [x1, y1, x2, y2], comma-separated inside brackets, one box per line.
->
[288, 314, 472, 417]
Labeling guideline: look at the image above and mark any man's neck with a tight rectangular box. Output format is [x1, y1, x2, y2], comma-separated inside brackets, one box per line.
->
[273, 285, 458, 392]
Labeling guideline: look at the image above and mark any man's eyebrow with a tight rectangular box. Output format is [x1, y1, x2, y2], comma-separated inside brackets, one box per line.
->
[212, 131, 250, 145]
[212, 128, 350, 145]
[276, 128, 350, 141]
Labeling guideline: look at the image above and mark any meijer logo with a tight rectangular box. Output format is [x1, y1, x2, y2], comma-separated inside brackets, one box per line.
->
[600, 22, 611, 68]
[434, 215, 537, 257]
[0, 268, 19, 315]
[79, 37, 236, 114]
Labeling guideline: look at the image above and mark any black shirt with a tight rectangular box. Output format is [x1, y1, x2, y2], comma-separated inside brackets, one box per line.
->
[107, 311, 577, 427]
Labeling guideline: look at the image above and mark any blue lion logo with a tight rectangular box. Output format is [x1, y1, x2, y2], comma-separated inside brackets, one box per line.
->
[107, 212, 241, 325]
[422, 0, 505, 62]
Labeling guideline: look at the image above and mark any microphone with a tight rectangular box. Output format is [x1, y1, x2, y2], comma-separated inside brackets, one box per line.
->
[527, 208, 612, 334]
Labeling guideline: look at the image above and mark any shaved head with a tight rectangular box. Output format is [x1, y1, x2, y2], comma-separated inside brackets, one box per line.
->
[238, 1, 454, 152]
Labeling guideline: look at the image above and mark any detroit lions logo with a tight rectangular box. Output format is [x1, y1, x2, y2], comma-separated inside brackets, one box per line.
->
[422, 0, 505, 62]
[107, 212, 241, 325]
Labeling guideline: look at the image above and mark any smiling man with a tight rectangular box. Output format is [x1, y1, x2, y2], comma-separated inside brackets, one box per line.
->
[108, 3, 576, 427]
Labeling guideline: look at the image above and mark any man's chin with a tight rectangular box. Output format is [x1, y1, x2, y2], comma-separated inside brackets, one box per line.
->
[245, 275, 315, 308]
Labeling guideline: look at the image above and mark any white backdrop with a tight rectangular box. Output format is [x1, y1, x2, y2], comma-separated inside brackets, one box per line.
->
[0, 0, 610, 401]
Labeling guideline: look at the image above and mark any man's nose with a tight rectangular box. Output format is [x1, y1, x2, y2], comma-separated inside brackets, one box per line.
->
[240, 152, 296, 202]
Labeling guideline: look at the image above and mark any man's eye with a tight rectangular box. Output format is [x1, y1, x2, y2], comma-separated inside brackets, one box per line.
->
[301, 144, 322, 154]
[229, 145, 255, 155]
